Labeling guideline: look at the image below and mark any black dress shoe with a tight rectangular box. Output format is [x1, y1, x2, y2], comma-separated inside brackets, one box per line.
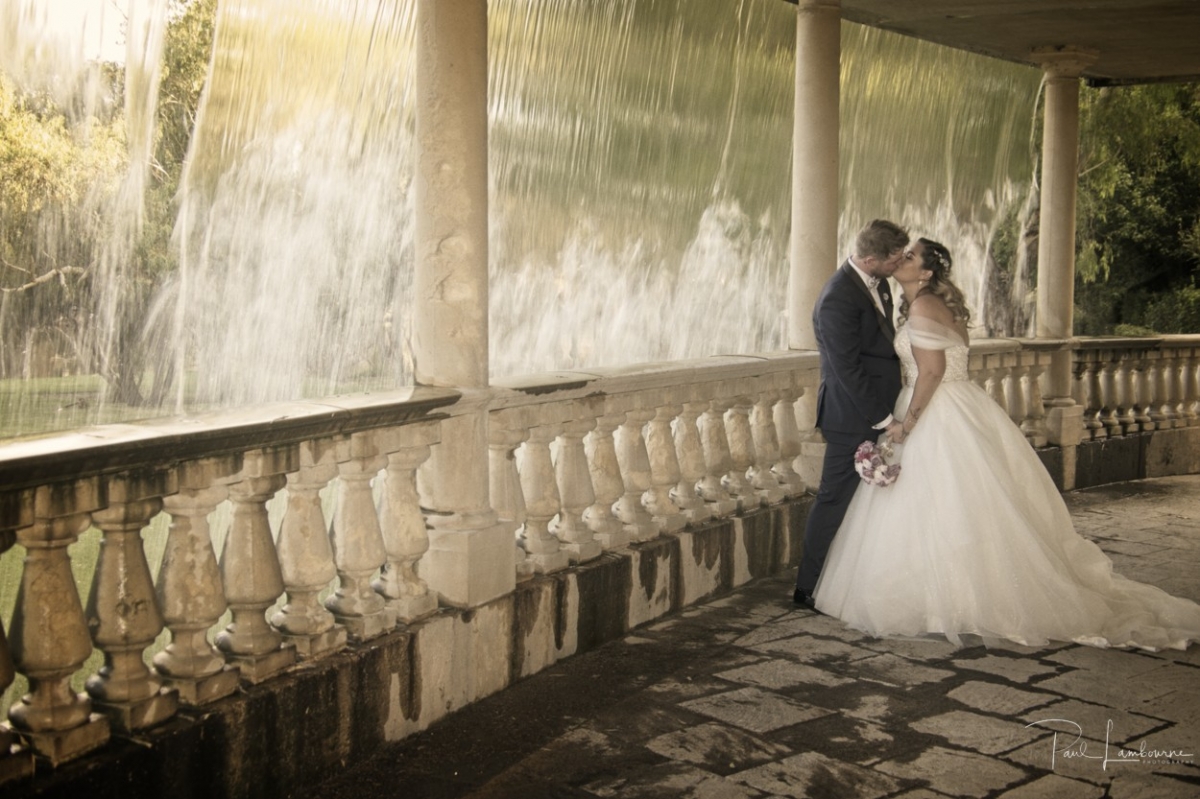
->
[792, 588, 817, 609]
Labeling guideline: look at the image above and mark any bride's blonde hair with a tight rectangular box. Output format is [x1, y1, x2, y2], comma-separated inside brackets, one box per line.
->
[899, 238, 972, 324]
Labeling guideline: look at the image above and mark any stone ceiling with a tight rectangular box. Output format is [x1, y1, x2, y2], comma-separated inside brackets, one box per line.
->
[822, 1, 1200, 85]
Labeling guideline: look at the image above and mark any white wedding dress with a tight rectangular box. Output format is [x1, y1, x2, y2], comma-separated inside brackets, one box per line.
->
[813, 317, 1200, 650]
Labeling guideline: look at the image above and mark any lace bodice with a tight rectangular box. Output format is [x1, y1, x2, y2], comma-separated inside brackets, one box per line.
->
[895, 320, 970, 386]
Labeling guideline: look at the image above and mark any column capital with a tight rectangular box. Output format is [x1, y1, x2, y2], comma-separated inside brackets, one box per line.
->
[1032, 46, 1098, 78]
[793, 0, 840, 11]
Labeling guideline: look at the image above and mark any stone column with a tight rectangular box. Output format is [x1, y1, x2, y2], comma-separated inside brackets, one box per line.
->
[789, 0, 841, 350]
[1034, 46, 1095, 448]
[413, 1, 513, 607]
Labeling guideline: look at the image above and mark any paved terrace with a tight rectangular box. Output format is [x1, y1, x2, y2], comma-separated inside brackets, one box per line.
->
[300, 475, 1200, 799]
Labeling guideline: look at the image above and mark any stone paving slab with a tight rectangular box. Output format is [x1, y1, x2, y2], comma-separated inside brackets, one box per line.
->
[296, 476, 1200, 799]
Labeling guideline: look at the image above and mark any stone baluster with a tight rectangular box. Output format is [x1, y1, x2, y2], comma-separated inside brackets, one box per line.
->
[374, 423, 441, 623]
[583, 413, 630, 549]
[216, 450, 296, 683]
[1114, 357, 1137, 433]
[1131, 354, 1155, 431]
[642, 404, 687, 533]
[0, 514, 34, 781]
[613, 407, 660, 542]
[749, 391, 791, 501]
[971, 354, 989, 393]
[1184, 351, 1200, 425]
[553, 417, 605, 562]
[1174, 350, 1190, 425]
[1154, 351, 1180, 429]
[155, 459, 240, 706]
[1019, 362, 1049, 447]
[671, 400, 714, 525]
[724, 397, 763, 508]
[985, 361, 1009, 416]
[86, 474, 178, 733]
[326, 432, 392, 640]
[1074, 357, 1104, 440]
[1098, 358, 1121, 436]
[519, 422, 572, 571]
[8, 482, 110, 765]
[696, 400, 739, 517]
[489, 412, 537, 579]
[273, 441, 346, 659]
[771, 388, 806, 496]
[1004, 363, 1028, 429]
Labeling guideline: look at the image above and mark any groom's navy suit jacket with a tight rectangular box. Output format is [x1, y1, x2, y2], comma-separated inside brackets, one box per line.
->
[813, 260, 902, 435]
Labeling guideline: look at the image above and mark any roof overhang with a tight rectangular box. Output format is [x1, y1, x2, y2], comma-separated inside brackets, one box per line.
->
[789, 1, 1200, 86]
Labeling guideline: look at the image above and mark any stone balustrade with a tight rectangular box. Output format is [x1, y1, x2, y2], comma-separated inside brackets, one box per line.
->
[1074, 336, 1200, 439]
[1, 336, 1198, 781]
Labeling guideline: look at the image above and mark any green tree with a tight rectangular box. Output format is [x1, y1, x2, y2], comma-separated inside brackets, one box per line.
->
[0, 70, 127, 380]
[1074, 82, 1200, 335]
[0, 0, 217, 404]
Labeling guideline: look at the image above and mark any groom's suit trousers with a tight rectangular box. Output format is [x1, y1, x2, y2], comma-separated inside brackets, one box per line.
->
[795, 428, 872, 594]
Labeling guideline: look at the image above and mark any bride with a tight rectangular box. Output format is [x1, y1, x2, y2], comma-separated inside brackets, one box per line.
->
[812, 237, 1200, 650]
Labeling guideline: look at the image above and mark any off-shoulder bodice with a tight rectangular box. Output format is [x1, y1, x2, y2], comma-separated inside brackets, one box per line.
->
[895, 319, 970, 387]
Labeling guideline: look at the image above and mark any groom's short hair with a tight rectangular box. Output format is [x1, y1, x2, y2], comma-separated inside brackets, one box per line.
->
[855, 219, 909, 261]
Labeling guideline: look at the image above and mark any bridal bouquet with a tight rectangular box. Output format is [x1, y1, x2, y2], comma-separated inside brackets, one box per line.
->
[854, 439, 901, 487]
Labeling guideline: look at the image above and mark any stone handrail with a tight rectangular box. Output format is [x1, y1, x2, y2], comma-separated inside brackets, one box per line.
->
[1, 335, 1198, 776]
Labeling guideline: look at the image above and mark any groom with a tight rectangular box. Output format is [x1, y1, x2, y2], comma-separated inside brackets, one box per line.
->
[794, 219, 908, 609]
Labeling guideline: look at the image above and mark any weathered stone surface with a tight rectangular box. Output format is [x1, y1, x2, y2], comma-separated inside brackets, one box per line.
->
[735, 751, 902, 798]
[909, 709, 1046, 755]
[876, 746, 1028, 797]
[947, 680, 1058, 716]
[681, 686, 833, 733]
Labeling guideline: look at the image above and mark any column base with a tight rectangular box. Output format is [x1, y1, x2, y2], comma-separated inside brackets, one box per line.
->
[677, 501, 714, 526]
[529, 549, 571, 574]
[622, 519, 660, 544]
[798, 440, 826, 489]
[1046, 404, 1085, 447]
[226, 644, 296, 684]
[593, 525, 631, 550]
[651, 511, 687, 534]
[703, 497, 739, 518]
[772, 469, 806, 497]
[755, 486, 789, 505]
[337, 607, 397, 642]
[562, 540, 604, 563]
[0, 728, 35, 784]
[515, 548, 537, 581]
[94, 687, 178, 734]
[283, 625, 348, 660]
[390, 593, 439, 625]
[423, 518, 518, 608]
[23, 713, 110, 767]
[164, 667, 241, 706]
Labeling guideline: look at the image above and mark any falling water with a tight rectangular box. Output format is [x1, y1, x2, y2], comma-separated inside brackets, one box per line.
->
[0, 0, 1042, 437]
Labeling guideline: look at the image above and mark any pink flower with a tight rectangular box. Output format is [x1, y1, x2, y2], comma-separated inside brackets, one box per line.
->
[854, 440, 901, 487]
